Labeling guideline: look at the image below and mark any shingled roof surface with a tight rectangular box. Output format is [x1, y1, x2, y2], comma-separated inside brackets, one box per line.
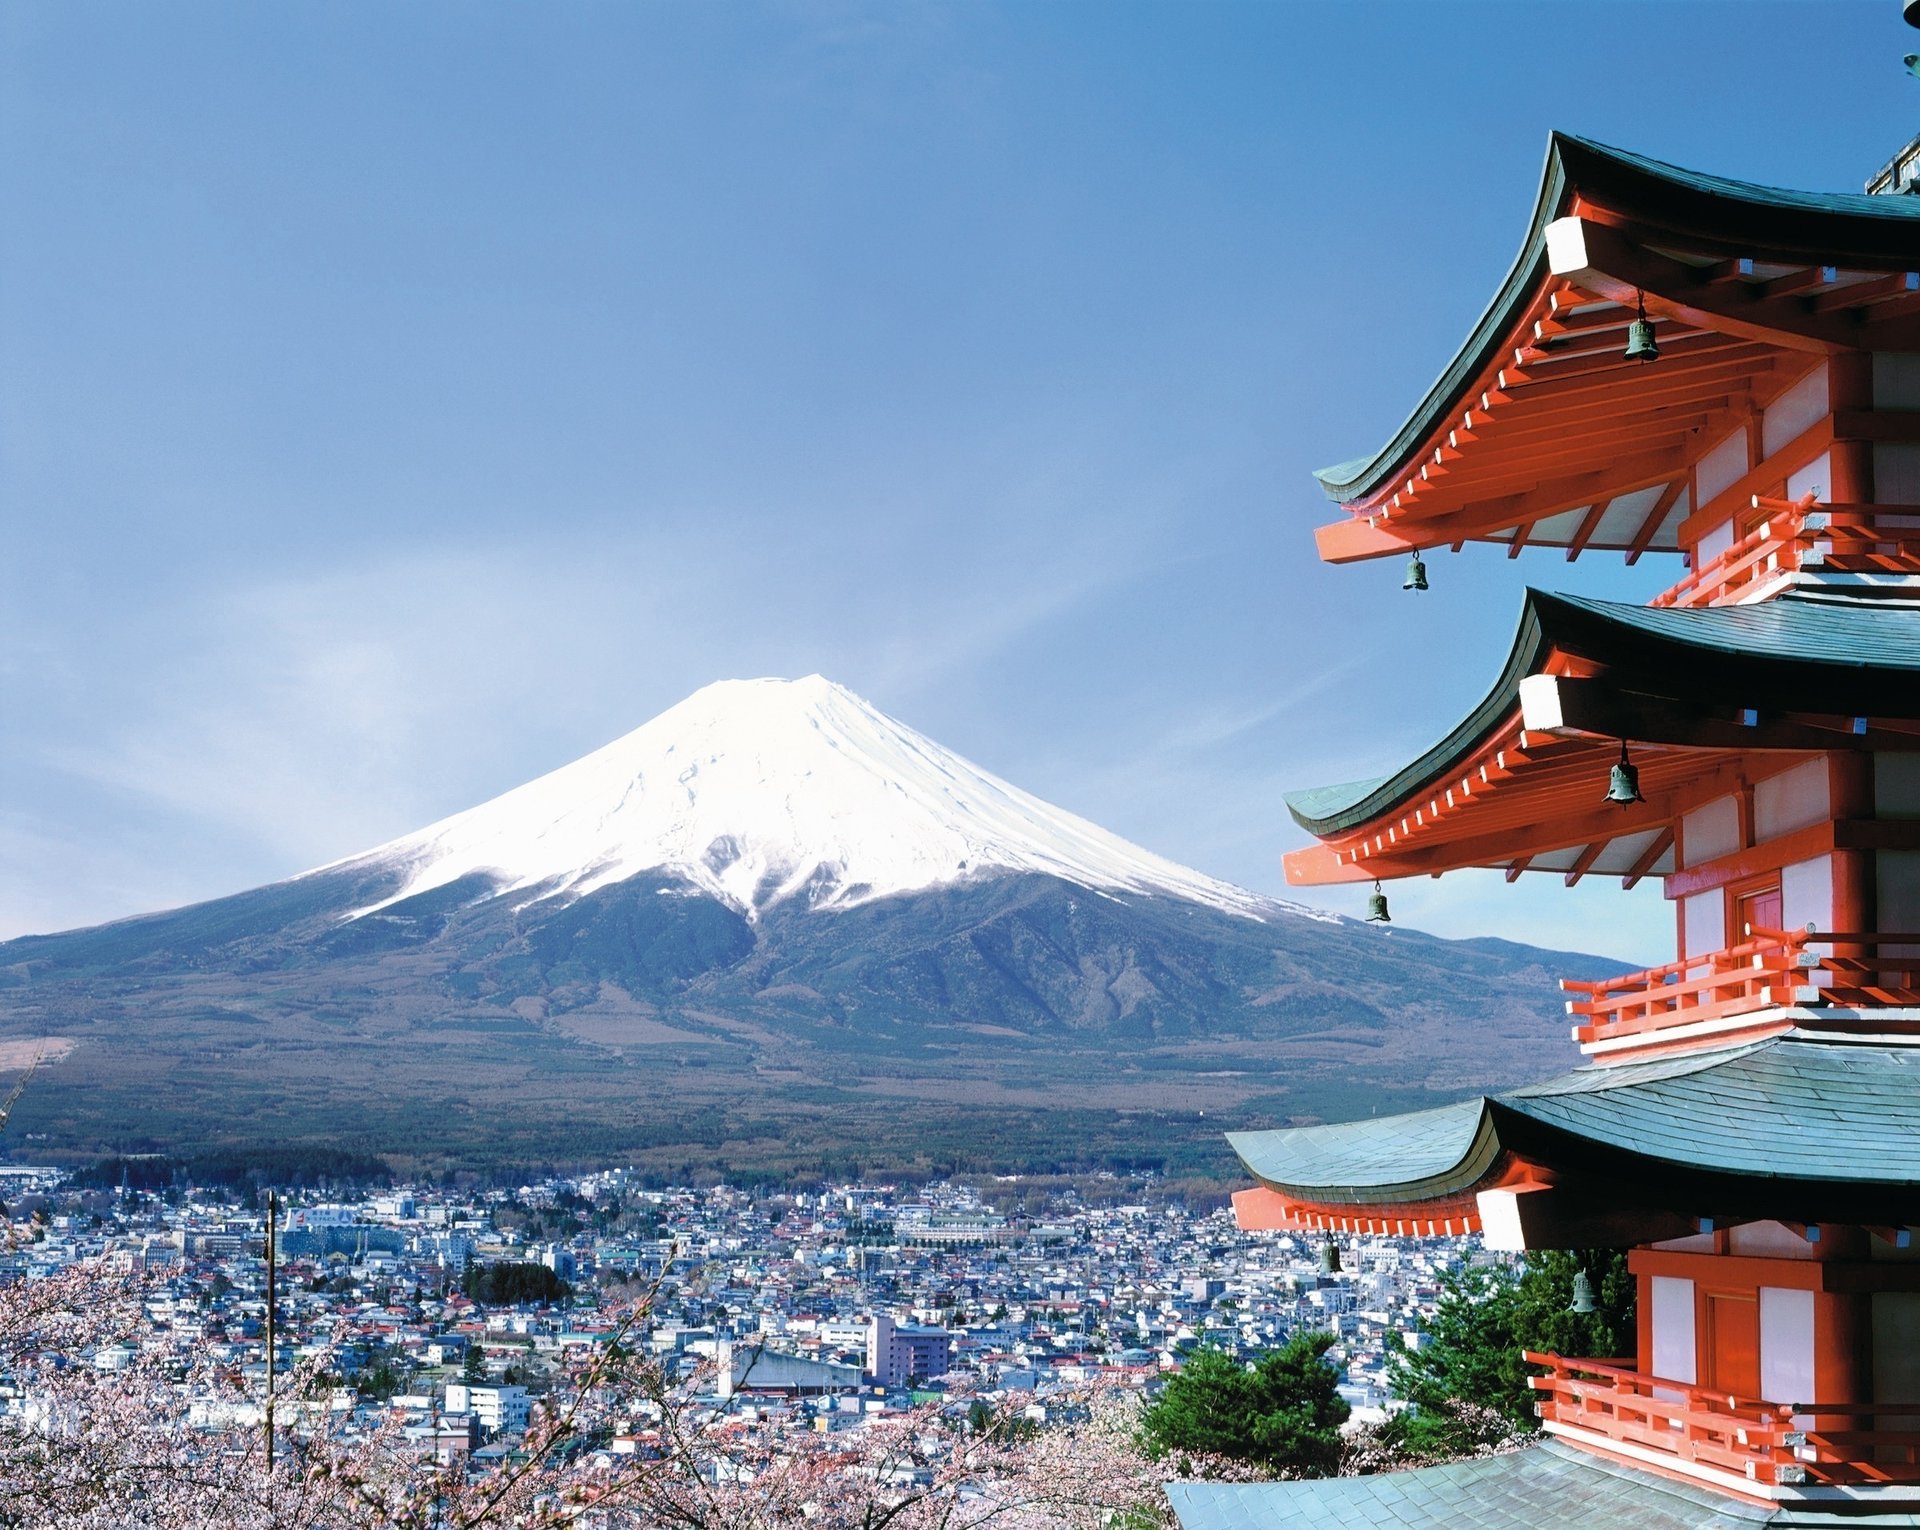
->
[1166, 1441, 1776, 1529]
[1166, 1440, 1920, 1528]
[1227, 1036, 1920, 1202]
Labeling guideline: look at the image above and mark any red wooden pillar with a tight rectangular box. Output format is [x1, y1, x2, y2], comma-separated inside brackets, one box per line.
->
[1814, 1229, 1875, 1435]
[1828, 352, 1875, 505]
[1831, 753, 1877, 955]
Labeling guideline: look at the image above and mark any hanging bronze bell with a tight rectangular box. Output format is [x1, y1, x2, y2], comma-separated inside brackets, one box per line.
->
[1568, 1270, 1597, 1315]
[1624, 315, 1659, 363]
[1319, 1238, 1341, 1276]
[1366, 882, 1390, 922]
[1625, 291, 1659, 363]
[1403, 552, 1428, 591]
[1605, 741, 1643, 806]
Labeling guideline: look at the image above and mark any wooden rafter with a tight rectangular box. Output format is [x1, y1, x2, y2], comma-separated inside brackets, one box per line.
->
[1563, 840, 1609, 888]
[1620, 827, 1675, 891]
[1624, 479, 1689, 566]
[1809, 270, 1918, 314]
[1481, 353, 1787, 415]
[1548, 217, 1856, 353]
[1566, 498, 1614, 561]
[1504, 327, 1758, 384]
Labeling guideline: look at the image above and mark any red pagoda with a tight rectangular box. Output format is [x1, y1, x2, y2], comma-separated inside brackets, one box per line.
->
[1171, 130, 1920, 1528]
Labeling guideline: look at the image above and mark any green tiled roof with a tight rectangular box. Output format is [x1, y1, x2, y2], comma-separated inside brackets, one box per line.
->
[1316, 133, 1920, 508]
[1503, 1039, 1920, 1183]
[1227, 1099, 1495, 1206]
[1226, 1036, 1920, 1213]
[1284, 591, 1920, 837]
[1167, 1441, 1780, 1529]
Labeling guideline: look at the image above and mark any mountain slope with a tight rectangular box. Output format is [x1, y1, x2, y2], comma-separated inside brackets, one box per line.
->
[0, 678, 1625, 1180]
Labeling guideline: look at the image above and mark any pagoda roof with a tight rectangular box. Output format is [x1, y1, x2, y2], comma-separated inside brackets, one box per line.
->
[1226, 1034, 1920, 1227]
[1310, 134, 1920, 564]
[1168, 1439, 1786, 1529]
[1283, 590, 1920, 883]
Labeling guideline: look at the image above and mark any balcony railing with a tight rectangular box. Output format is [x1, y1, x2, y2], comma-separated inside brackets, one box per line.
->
[1651, 493, 1920, 609]
[1527, 1352, 1920, 1489]
[1561, 928, 1920, 1050]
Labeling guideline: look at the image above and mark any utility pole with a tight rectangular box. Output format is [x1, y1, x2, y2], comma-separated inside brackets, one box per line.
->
[265, 1189, 277, 1476]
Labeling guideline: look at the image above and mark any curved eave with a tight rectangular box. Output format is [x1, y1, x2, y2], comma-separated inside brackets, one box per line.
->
[1315, 133, 1920, 513]
[1284, 595, 1546, 839]
[1226, 1036, 1920, 1226]
[1225, 1098, 1501, 1207]
[1285, 591, 1920, 844]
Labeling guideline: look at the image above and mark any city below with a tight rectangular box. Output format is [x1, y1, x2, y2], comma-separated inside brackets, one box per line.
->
[0, 1164, 1479, 1470]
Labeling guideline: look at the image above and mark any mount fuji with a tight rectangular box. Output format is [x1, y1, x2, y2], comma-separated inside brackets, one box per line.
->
[333, 674, 1283, 924]
[0, 678, 1622, 1180]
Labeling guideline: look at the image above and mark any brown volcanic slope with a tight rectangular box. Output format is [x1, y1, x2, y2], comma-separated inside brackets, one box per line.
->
[0, 860, 1622, 1182]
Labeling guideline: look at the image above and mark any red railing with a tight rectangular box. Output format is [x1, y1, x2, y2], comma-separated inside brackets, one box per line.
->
[1527, 1352, 1920, 1488]
[1652, 493, 1920, 609]
[1562, 929, 1920, 1048]
[1561, 929, 1801, 1046]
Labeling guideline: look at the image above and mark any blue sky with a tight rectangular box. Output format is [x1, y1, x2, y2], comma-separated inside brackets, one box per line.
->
[0, 1, 1911, 962]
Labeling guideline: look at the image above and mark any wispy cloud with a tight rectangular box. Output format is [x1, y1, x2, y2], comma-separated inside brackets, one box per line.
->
[12, 500, 1158, 932]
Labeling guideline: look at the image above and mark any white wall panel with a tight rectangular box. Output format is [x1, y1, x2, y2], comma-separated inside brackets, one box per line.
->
[1685, 890, 1725, 958]
[1684, 796, 1741, 866]
[1763, 369, 1828, 457]
[1875, 1294, 1920, 1408]
[1696, 428, 1750, 507]
[1755, 760, 1829, 841]
[1878, 755, 1920, 817]
[1787, 452, 1831, 505]
[1781, 856, 1832, 934]
[1759, 1286, 1814, 1406]
[1873, 352, 1920, 408]
[1876, 443, 1920, 504]
[1651, 1276, 1697, 1385]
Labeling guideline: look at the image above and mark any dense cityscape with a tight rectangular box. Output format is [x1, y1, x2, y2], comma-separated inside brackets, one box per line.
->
[0, 1164, 1489, 1471]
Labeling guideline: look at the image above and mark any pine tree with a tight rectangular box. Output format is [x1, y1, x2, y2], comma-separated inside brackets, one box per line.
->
[1385, 1250, 1633, 1457]
[1140, 1333, 1350, 1476]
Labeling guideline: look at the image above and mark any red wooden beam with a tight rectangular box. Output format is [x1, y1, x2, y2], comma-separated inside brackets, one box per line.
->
[1546, 217, 1848, 354]
[1810, 270, 1919, 315]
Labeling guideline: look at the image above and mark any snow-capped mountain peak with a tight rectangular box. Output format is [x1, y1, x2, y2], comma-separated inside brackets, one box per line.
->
[333, 675, 1311, 923]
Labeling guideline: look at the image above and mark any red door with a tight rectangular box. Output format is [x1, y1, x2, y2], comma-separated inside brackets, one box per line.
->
[1735, 883, 1783, 941]
[1702, 1292, 1760, 1399]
